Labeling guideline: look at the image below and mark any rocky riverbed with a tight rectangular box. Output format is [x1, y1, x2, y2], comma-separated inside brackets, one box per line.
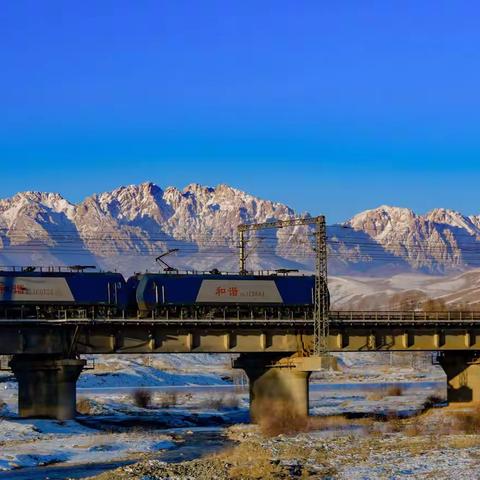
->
[87, 408, 480, 479]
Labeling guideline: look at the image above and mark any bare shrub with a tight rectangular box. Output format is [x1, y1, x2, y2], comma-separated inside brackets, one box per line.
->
[403, 416, 425, 436]
[231, 370, 248, 393]
[389, 291, 425, 310]
[202, 394, 240, 410]
[421, 394, 444, 411]
[258, 404, 309, 437]
[308, 415, 349, 431]
[422, 298, 446, 312]
[386, 385, 403, 396]
[158, 392, 178, 408]
[367, 386, 402, 400]
[256, 400, 349, 437]
[202, 396, 224, 410]
[132, 389, 152, 408]
[258, 409, 357, 437]
[77, 397, 95, 415]
[383, 402, 480, 437]
[367, 390, 386, 401]
[382, 411, 404, 433]
[222, 395, 241, 409]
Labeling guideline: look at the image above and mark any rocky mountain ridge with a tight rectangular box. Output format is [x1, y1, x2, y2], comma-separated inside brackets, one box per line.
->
[0, 182, 479, 276]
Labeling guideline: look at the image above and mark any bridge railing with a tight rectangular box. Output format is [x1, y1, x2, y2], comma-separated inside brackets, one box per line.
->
[329, 311, 480, 322]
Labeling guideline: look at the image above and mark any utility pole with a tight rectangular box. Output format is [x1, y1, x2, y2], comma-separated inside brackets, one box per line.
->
[239, 229, 246, 274]
[313, 216, 329, 355]
[237, 216, 329, 356]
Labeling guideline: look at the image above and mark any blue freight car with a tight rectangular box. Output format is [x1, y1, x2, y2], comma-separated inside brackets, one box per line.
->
[130, 273, 327, 320]
[0, 268, 127, 319]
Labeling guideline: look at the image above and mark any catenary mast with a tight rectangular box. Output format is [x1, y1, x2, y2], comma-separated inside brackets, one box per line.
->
[237, 216, 329, 356]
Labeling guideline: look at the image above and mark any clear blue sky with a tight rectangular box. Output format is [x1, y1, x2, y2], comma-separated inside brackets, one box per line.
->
[1, 1, 480, 222]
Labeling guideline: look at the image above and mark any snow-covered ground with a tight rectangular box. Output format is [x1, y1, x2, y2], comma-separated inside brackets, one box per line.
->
[0, 380, 444, 476]
[0, 350, 447, 477]
[330, 269, 480, 309]
[77, 355, 232, 389]
[89, 399, 480, 480]
[0, 419, 175, 472]
[0, 353, 246, 475]
[0, 386, 247, 475]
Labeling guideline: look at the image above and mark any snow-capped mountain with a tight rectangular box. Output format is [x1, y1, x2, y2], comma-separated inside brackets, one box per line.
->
[0, 182, 479, 276]
[0, 183, 298, 275]
[342, 205, 480, 274]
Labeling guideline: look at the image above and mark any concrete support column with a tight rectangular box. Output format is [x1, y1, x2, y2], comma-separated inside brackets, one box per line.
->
[438, 352, 480, 403]
[233, 354, 312, 422]
[9, 355, 86, 420]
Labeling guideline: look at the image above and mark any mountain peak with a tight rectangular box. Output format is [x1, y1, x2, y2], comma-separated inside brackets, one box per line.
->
[0, 191, 74, 216]
[0, 182, 478, 276]
[348, 205, 416, 232]
[426, 208, 477, 234]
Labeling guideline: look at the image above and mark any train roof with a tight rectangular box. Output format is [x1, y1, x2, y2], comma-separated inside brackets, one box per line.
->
[135, 271, 315, 278]
[0, 266, 122, 276]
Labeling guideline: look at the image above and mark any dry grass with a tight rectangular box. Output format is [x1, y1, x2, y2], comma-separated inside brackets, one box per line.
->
[201, 394, 240, 410]
[218, 442, 284, 479]
[158, 392, 178, 408]
[369, 402, 480, 437]
[308, 414, 351, 430]
[255, 400, 350, 437]
[211, 437, 336, 479]
[386, 385, 403, 396]
[403, 416, 427, 437]
[448, 435, 480, 449]
[367, 391, 385, 401]
[422, 298, 447, 312]
[367, 385, 403, 401]
[77, 397, 95, 415]
[452, 404, 480, 434]
[222, 395, 241, 409]
[258, 409, 309, 436]
[132, 389, 152, 409]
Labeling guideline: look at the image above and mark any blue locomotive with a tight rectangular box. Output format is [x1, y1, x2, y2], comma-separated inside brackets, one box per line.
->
[0, 266, 327, 320]
[0, 267, 127, 319]
[129, 272, 325, 320]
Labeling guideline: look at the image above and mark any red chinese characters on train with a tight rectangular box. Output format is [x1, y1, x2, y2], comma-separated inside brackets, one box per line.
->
[0, 283, 28, 295]
[215, 286, 239, 297]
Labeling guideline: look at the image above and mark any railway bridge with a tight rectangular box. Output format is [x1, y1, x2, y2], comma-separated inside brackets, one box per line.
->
[3, 311, 480, 420]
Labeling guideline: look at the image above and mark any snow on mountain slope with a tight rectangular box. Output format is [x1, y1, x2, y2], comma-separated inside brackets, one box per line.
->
[346, 205, 480, 274]
[0, 182, 480, 276]
[330, 270, 480, 310]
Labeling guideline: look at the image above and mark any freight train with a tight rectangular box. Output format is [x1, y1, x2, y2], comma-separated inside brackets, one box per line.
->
[0, 266, 328, 320]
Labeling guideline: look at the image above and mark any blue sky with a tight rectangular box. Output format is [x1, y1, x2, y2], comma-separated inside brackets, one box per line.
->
[1, 1, 480, 222]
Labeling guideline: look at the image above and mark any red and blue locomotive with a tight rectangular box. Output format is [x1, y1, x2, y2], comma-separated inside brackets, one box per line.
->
[0, 266, 327, 320]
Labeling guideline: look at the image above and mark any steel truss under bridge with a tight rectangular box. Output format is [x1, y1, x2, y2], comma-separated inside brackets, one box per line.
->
[237, 216, 329, 356]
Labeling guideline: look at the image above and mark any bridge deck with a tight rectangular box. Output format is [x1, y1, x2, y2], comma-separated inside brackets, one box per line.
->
[0, 311, 479, 355]
[0, 311, 479, 326]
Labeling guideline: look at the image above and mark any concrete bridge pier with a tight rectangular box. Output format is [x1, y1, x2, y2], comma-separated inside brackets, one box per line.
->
[438, 352, 480, 403]
[233, 354, 335, 422]
[9, 355, 86, 420]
